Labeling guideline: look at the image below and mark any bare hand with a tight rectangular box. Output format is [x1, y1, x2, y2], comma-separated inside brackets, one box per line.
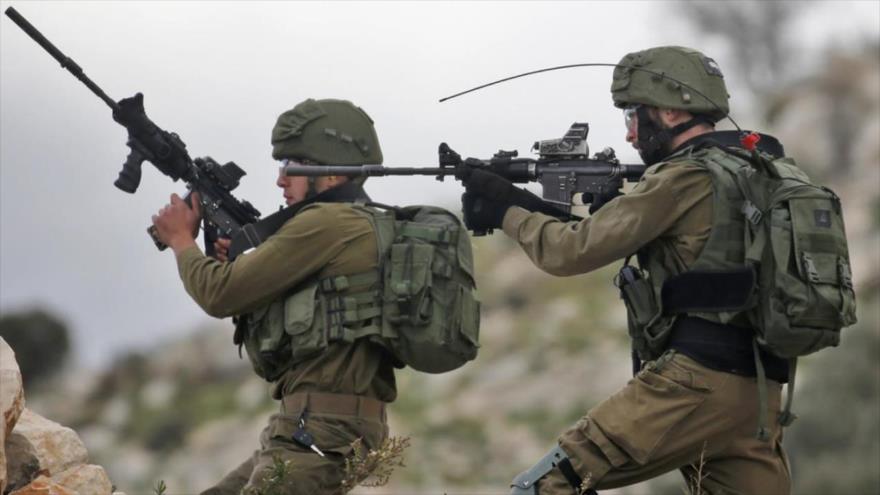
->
[151, 192, 202, 252]
[213, 237, 231, 262]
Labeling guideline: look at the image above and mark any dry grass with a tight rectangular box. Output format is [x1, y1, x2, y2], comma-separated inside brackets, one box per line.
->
[684, 442, 709, 495]
[341, 436, 411, 493]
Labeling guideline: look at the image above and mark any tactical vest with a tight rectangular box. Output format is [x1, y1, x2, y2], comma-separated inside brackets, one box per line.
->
[619, 144, 855, 360]
[620, 146, 754, 361]
[617, 143, 857, 438]
[234, 203, 480, 382]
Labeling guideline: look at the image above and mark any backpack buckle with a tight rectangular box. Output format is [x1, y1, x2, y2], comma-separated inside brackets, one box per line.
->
[741, 201, 763, 225]
[801, 253, 820, 284]
[778, 410, 798, 427]
[838, 258, 853, 289]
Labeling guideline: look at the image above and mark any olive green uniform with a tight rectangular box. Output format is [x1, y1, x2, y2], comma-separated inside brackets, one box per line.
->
[502, 159, 790, 493]
[178, 203, 395, 495]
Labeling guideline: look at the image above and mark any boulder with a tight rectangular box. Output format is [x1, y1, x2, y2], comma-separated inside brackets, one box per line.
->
[9, 475, 75, 495]
[3, 431, 43, 493]
[53, 465, 113, 495]
[1, 337, 26, 494]
[12, 409, 89, 476]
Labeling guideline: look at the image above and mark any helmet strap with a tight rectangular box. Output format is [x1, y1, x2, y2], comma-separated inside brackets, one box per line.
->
[304, 176, 320, 200]
[636, 106, 712, 165]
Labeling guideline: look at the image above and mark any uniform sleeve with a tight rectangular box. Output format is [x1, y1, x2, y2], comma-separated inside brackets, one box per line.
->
[501, 161, 712, 276]
[175, 205, 366, 317]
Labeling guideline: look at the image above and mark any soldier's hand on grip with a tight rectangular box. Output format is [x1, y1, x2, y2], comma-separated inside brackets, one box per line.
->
[585, 189, 623, 214]
[212, 238, 231, 262]
[463, 169, 547, 212]
[461, 191, 509, 235]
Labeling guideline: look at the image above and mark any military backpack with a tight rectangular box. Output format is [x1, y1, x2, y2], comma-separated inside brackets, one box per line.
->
[733, 152, 856, 357]
[236, 203, 480, 381]
[617, 142, 857, 438]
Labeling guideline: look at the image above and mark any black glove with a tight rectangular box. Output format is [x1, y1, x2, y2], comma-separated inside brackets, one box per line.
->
[463, 169, 546, 212]
[584, 190, 623, 214]
[461, 191, 510, 235]
[461, 169, 578, 231]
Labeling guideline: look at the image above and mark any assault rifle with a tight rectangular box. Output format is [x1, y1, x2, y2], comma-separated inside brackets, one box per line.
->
[285, 122, 646, 234]
[4, 7, 261, 256]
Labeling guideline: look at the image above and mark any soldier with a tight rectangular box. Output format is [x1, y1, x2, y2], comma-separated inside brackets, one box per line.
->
[461, 47, 792, 494]
[151, 98, 395, 494]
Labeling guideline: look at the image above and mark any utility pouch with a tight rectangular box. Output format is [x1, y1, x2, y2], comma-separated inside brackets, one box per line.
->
[616, 263, 658, 328]
[615, 260, 661, 361]
[239, 301, 293, 381]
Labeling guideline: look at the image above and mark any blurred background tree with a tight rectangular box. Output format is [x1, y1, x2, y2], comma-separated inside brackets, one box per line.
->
[0, 307, 71, 392]
[680, 0, 803, 97]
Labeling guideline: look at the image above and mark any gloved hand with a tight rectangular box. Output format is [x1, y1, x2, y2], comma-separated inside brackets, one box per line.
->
[462, 169, 546, 212]
[584, 190, 623, 214]
[461, 191, 510, 235]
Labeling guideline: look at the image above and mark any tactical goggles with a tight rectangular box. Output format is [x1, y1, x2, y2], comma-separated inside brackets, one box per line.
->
[623, 104, 641, 130]
[279, 158, 314, 174]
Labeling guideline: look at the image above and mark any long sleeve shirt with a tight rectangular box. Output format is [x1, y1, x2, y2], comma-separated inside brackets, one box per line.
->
[501, 160, 714, 276]
[176, 202, 397, 402]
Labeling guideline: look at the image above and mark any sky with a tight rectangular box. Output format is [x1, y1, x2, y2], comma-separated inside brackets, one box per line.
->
[1, 1, 878, 368]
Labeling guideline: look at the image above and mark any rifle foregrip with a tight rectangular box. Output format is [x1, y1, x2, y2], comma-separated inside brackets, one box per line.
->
[115, 148, 144, 193]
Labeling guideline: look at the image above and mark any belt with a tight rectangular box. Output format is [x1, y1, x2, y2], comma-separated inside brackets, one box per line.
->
[668, 316, 789, 383]
[282, 392, 387, 421]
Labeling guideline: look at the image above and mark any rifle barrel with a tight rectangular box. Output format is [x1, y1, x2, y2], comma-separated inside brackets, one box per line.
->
[4, 7, 119, 111]
[285, 165, 449, 177]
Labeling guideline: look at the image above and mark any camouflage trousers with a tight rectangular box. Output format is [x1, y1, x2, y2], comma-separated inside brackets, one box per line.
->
[201, 392, 388, 495]
[536, 351, 791, 495]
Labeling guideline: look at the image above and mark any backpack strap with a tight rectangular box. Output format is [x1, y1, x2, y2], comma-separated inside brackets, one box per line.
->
[778, 358, 798, 427]
[752, 339, 771, 441]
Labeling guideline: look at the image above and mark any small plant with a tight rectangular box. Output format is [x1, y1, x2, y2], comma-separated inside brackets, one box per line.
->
[244, 455, 295, 495]
[684, 442, 709, 495]
[152, 480, 167, 495]
[341, 435, 411, 493]
[577, 472, 594, 494]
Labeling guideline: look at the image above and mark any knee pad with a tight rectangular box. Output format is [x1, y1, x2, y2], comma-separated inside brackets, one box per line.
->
[510, 445, 596, 495]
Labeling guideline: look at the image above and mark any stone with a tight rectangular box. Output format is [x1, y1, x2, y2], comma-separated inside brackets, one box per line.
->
[8, 475, 75, 495]
[3, 431, 44, 493]
[13, 409, 89, 476]
[53, 465, 113, 495]
[1, 337, 25, 437]
[2, 337, 26, 494]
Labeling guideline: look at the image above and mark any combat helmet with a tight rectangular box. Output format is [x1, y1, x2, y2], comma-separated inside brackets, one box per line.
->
[611, 46, 729, 122]
[271, 98, 383, 165]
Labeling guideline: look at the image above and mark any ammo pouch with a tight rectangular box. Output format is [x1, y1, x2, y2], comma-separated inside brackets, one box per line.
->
[234, 282, 333, 382]
[615, 259, 670, 362]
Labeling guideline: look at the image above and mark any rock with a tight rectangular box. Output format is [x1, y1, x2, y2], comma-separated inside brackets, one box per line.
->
[13, 409, 89, 476]
[8, 475, 75, 495]
[3, 431, 44, 493]
[2, 337, 26, 494]
[53, 465, 113, 495]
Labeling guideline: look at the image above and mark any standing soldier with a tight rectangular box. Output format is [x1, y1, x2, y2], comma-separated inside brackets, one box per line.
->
[462, 47, 797, 494]
[151, 98, 395, 494]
